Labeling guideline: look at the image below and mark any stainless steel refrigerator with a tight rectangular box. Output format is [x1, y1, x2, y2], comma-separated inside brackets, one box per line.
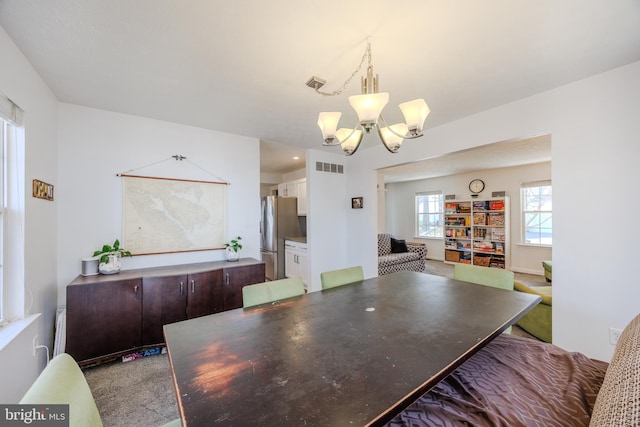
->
[260, 196, 301, 281]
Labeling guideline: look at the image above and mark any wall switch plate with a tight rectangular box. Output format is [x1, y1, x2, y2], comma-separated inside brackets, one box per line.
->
[609, 327, 623, 345]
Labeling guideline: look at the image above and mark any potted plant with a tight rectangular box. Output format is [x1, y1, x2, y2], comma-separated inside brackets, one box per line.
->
[93, 239, 132, 274]
[224, 236, 242, 262]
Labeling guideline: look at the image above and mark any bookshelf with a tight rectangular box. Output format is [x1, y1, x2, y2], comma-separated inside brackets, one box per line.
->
[444, 197, 510, 269]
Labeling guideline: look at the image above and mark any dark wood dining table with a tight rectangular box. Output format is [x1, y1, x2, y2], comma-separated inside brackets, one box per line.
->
[163, 270, 540, 426]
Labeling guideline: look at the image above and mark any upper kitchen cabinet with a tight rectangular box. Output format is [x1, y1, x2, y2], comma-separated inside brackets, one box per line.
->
[278, 178, 307, 216]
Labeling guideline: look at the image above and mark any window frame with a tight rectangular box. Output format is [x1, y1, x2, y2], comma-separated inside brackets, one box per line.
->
[521, 180, 552, 246]
[0, 94, 25, 323]
[415, 191, 444, 239]
[0, 119, 6, 322]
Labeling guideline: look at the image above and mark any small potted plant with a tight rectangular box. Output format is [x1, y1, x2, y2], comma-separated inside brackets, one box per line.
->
[224, 236, 242, 262]
[93, 239, 132, 274]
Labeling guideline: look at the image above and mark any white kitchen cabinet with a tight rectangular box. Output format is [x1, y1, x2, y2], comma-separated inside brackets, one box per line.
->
[295, 179, 307, 215]
[278, 178, 307, 215]
[277, 182, 288, 197]
[285, 240, 308, 290]
[278, 181, 298, 197]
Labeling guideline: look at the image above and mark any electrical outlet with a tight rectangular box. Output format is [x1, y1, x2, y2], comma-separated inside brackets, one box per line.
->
[32, 334, 39, 356]
[609, 327, 623, 345]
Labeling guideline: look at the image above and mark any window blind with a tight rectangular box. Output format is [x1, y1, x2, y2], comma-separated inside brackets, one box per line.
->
[0, 92, 24, 125]
[521, 179, 551, 188]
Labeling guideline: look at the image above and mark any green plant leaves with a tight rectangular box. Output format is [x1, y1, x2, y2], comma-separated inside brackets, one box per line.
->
[225, 236, 243, 252]
[92, 239, 132, 262]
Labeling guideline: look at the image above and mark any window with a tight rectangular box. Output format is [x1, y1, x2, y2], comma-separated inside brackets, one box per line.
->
[416, 192, 443, 238]
[0, 119, 4, 321]
[521, 181, 552, 245]
[0, 93, 25, 323]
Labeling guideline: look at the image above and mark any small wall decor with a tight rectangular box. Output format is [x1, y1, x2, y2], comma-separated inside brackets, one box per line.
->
[32, 179, 54, 201]
[352, 197, 363, 209]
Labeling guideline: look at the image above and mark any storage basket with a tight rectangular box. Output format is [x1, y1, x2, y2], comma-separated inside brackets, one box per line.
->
[473, 255, 491, 267]
[445, 250, 461, 262]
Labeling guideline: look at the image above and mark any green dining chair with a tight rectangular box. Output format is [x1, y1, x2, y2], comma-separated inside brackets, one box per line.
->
[320, 266, 364, 290]
[453, 263, 515, 333]
[20, 353, 182, 427]
[242, 277, 305, 308]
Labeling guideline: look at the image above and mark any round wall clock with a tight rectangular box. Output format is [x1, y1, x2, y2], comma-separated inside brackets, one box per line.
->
[469, 179, 485, 194]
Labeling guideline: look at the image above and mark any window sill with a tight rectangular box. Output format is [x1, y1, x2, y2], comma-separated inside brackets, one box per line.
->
[0, 314, 41, 352]
[516, 243, 552, 248]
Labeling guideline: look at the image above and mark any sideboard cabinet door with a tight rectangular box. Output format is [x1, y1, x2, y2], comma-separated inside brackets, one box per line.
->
[187, 269, 224, 319]
[142, 275, 188, 346]
[66, 278, 142, 363]
[223, 263, 266, 310]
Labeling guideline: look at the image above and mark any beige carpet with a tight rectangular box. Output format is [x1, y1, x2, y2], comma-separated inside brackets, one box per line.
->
[83, 352, 179, 426]
[83, 260, 547, 426]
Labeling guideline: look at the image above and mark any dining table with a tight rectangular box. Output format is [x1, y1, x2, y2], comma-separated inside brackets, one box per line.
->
[163, 270, 541, 426]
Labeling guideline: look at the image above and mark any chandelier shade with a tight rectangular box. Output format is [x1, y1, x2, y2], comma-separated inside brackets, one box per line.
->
[378, 123, 409, 153]
[336, 128, 364, 155]
[348, 92, 389, 130]
[307, 40, 430, 155]
[399, 99, 430, 136]
[318, 112, 342, 145]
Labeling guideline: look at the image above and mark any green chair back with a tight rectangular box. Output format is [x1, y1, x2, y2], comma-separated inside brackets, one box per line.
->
[453, 263, 514, 290]
[453, 263, 515, 334]
[320, 266, 364, 290]
[20, 353, 182, 427]
[242, 277, 305, 308]
[20, 353, 103, 427]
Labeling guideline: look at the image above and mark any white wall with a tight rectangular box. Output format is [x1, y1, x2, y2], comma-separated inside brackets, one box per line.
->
[282, 168, 305, 182]
[57, 104, 261, 303]
[305, 150, 352, 293]
[0, 25, 59, 402]
[384, 162, 552, 274]
[343, 60, 640, 361]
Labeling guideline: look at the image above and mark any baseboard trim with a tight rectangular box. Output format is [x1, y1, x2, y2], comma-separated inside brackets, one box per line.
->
[427, 259, 544, 277]
[511, 267, 544, 276]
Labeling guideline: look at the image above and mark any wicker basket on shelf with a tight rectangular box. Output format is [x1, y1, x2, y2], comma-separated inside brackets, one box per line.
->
[473, 255, 491, 267]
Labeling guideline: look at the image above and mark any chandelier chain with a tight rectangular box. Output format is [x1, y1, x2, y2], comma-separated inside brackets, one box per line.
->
[314, 42, 372, 97]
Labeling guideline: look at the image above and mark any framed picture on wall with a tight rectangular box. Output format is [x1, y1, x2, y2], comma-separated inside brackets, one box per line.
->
[352, 197, 363, 209]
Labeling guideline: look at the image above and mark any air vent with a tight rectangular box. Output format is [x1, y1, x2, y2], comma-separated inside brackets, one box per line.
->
[316, 161, 344, 174]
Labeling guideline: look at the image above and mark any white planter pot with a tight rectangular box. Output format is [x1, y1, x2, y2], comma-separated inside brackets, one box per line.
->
[226, 248, 240, 262]
[99, 254, 122, 274]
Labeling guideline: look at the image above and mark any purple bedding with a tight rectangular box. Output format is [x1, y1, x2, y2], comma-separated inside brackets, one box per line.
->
[386, 334, 608, 427]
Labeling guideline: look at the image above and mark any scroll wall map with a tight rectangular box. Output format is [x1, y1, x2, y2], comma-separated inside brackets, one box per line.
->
[122, 175, 227, 255]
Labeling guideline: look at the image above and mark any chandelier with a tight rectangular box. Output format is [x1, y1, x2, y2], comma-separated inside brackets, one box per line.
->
[306, 40, 430, 155]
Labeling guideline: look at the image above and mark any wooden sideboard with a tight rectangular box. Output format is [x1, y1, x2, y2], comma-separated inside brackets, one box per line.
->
[66, 258, 265, 366]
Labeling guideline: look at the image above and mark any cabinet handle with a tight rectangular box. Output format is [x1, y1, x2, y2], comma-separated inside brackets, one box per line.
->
[180, 281, 184, 295]
[226, 273, 230, 285]
[134, 285, 139, 296]
[191, 280, 195, 293]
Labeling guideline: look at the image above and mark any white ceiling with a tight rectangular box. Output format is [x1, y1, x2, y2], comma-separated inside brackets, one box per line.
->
[1, 1, 639, 179]
[378, 134, 551, 183]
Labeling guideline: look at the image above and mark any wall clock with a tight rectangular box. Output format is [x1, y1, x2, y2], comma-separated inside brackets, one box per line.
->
[469, 179, 485, 196]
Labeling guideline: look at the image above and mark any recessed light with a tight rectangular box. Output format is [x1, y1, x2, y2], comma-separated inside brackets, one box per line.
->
[293, 156, 300, 160]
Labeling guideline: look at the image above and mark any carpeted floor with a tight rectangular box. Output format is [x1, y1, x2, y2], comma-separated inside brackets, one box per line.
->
[83, 260, 549, 426]
[83, 351, 179, 426]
